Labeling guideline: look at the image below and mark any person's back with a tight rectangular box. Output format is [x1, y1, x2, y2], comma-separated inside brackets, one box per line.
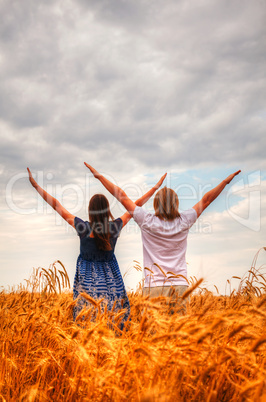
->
[133, 206, 197, 288]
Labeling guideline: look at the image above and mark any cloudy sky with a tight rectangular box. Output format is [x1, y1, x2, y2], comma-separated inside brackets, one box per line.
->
[1, 0, 266, 294]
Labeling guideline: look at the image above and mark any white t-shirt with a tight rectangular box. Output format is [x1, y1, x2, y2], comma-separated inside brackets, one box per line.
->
[133, 206, 197, 287]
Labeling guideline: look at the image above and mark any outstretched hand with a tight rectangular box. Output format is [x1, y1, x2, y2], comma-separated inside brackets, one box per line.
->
[155, 173, 167, 189]
[27, 167, 38, 188]
[224, 170, 241, 185]
[84, 162, 101, 178]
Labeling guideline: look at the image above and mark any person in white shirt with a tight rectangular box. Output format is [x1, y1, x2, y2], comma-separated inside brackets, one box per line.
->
[84, 163, 241, 312]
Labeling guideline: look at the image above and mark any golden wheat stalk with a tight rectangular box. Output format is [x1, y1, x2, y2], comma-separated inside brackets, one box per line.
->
[182, 278, 204, 299]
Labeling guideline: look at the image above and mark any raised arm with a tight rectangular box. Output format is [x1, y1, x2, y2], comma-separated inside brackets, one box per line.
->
[27, 168, 75, 227]
[193, 170, 241, 217]
[84, 163, 166, 224]
[119, 173, 167, 226]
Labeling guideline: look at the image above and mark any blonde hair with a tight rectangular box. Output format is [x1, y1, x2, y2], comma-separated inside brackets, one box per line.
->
[153, 187, 180, 221]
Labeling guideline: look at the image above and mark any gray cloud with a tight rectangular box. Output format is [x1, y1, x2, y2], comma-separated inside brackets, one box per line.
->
[1, 0, 265, 178]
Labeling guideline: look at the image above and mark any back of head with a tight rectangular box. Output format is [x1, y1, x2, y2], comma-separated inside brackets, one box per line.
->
[153, 187, 180, 221]
[89, 194, 114, 251]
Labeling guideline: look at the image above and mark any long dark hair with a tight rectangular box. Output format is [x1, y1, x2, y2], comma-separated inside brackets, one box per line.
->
[153, 187, 180, 221]
[89, 194, 114, 251]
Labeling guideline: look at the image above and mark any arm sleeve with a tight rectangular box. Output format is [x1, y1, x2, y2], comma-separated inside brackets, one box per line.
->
[74, 217, 89, 238]
[181, 208, 198, 229]
[133, 206, 147, 228]
[112, 218, 123, 237]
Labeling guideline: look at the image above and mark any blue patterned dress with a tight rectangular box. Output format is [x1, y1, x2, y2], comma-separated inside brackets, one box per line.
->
[73, 217, 130, 327]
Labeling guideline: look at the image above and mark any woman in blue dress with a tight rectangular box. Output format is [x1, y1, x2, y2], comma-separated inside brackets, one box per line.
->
[27, 167, 166, 326]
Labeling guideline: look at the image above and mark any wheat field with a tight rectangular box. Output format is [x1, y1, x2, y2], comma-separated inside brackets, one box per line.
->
[1, 261, 266, 401]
